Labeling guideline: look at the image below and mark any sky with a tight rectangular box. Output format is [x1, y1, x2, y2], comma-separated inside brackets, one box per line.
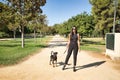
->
[41, 0, 92, 26]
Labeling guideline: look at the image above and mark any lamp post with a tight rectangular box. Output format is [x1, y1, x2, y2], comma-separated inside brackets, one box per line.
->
[113, 0, 118, 33]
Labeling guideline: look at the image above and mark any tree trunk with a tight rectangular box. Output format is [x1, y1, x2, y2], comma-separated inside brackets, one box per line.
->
[34, 29, 37, 42]
[13, 30, 16, 39]
[21, 26, 24, 48]
[102, 30, 105, 40]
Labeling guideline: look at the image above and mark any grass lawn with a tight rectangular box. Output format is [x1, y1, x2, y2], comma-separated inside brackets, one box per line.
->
[0, 36, 52, 66]
[80, 38, 106, 53]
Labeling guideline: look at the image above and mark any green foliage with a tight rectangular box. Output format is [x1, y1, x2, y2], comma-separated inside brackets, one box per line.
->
[27, 15, 47, 32]
[0, 32, 9, 38]
[54, 12, 95, 37]
[89, 0, 120, 35]
[0, 2, 11, 33]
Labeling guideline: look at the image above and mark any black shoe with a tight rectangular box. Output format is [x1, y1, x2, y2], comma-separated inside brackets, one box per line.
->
[73, 67, 76, 72]
[62, 65, 66, 70]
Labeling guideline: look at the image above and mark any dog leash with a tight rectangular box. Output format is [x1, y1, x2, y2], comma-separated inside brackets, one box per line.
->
[63, 49, 67, 54]
[63, 47, 81, 54]
[63, 47, 68, 54]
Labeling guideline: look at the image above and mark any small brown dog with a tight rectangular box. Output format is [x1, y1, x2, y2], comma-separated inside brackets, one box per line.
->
[49, 51, 58, 67]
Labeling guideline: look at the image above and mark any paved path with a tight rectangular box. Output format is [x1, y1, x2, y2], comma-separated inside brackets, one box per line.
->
[0, 35, 120, 80]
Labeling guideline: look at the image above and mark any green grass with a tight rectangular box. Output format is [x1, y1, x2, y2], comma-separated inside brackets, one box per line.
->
[80, 38, 105, 53]
[0, 36, 52, 66]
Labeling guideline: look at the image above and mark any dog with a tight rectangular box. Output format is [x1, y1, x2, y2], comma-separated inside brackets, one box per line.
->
[49, 51, 58, 67]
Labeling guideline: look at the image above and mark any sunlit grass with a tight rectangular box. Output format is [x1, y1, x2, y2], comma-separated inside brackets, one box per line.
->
[80, 38, 105, 53]
[0, 36, 52, 66]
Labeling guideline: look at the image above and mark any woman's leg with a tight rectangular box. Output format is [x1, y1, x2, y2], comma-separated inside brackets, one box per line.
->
[73, 46, 78, 66]
[73, 46, 78, 72]
[64, 47, 73, 64]
[62, 46, 73, 70]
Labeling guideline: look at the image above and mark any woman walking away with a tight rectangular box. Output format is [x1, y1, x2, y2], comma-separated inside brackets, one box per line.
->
[62, 26, 80, 72]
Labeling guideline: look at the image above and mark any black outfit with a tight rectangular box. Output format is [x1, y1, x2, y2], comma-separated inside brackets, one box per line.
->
[63, 34, 78, 71]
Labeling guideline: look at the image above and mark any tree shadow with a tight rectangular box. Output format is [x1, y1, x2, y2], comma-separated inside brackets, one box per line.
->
[36, 44, 48, 48]
[0, 44, 21, 47]
[0, 44, 47, 48]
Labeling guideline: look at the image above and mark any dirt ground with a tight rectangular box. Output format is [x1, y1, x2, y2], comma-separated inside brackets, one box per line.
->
[0, 35, 120, 80]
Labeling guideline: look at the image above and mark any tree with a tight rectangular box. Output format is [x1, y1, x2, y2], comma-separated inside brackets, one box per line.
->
[7, 12, 21, 39]
[6, 0, 46, 48]
[89, 0, 120, 39]
[74, 12, 95, 37]
[0, 2, 12, 37]
[28, 15, 47, 38]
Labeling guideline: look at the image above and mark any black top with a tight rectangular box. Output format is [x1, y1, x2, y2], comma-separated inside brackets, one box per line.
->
[70, 34, 78, 45]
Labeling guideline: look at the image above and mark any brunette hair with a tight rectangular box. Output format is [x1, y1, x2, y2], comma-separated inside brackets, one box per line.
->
[70, 26, 77, 35]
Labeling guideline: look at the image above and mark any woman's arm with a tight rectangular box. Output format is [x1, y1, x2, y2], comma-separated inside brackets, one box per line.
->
[77, 34, 80, 49]
[67, 34, 71, 48]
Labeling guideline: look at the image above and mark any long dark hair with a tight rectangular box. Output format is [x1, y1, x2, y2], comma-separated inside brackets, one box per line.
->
[70, 26, 78, 36]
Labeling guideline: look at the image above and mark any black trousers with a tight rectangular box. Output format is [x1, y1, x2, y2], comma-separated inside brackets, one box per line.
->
[64, 43, 78, 66]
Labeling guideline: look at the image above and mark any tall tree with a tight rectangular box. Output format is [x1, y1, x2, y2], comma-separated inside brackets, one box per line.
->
[27, 14, 47, 41]
[0, 2, 10, 31]
[89, 0, 120, 39]
[0, 2, 13, 38]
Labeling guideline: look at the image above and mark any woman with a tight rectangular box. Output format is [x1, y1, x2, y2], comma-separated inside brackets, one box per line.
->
[62, 26, 80, 72]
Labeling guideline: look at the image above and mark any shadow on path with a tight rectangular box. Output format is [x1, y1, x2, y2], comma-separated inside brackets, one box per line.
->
[57, 61, 71, 67]
[61, 61, 106, 71]
[76, 61, 106, 70]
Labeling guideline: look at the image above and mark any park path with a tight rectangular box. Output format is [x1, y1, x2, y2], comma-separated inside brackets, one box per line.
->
[0, 35, 120, 80]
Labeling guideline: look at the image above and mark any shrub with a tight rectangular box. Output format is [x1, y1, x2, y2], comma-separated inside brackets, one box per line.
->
[0, 32, 9, 38]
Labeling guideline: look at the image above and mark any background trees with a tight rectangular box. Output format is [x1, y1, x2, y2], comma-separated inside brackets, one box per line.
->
[89, 0, 120, 39]
[54, 12, 95, 38]
[0, 0, 46, 48]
